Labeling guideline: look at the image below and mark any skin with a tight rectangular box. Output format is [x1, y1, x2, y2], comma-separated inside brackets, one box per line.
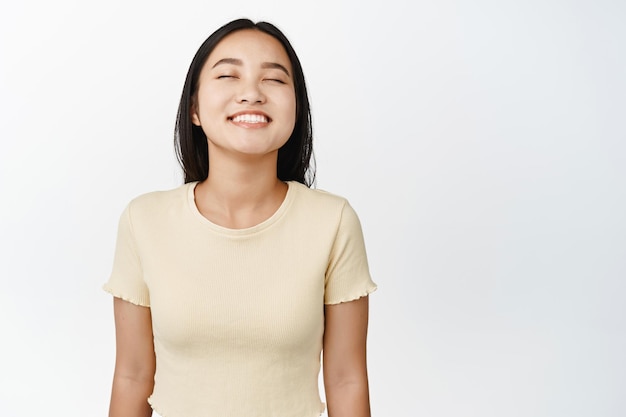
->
[108, 298, 154, 417]
[190, 29, 297, 229]
[109, 29, 371, 417]
[324, 296, 372, 417]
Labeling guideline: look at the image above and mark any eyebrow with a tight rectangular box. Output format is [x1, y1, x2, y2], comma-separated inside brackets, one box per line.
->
[212, 58, 291, 76]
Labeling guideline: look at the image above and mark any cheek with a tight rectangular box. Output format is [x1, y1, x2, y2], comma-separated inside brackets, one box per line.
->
[281, 90, 297, 125]
[196, 85, 228, 116]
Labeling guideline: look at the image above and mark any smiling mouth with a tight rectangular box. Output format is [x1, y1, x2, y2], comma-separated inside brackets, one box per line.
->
[229, 114, 270, 123]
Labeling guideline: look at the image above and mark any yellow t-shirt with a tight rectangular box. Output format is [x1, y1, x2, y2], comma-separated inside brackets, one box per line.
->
[103, 181, 377, 417]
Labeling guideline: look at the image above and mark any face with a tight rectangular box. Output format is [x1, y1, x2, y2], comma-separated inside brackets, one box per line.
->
[191, 29, 296, 161]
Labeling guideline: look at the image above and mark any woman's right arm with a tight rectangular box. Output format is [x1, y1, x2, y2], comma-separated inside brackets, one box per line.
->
[108, 297, 156, 417]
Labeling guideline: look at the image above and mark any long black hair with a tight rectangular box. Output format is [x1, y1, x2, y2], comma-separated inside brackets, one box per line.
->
[174, 18, 315, 186]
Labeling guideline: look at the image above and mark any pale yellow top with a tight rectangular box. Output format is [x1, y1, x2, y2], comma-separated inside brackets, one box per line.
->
[103, 181, 377, 417]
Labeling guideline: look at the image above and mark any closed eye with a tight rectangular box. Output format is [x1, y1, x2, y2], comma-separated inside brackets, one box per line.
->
[217, 75, 237, 79]
[265, 78, 286, 84]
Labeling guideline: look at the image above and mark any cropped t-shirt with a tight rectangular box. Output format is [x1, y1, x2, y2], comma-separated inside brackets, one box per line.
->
[103, 181, 377, 417]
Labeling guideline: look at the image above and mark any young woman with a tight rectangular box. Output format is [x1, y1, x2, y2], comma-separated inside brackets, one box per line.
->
[104, 18, 377, 417]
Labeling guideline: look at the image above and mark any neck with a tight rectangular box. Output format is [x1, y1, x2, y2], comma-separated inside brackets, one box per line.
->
[203, 151, 281, 204]
[193, 150, 288, 228]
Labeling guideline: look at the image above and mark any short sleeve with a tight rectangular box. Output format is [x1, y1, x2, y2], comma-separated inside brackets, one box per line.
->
[102, 204, 150, 306]
[324, 202, 377, 304]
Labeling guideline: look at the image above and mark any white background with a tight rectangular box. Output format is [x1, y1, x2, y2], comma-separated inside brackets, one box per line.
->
[1, 0, 625, 416]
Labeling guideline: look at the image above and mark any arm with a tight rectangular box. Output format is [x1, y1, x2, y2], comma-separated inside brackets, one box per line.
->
[108, 297, 156, 417]
[323, 295, 372, 417]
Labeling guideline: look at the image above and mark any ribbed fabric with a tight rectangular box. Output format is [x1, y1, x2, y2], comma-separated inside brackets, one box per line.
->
[103, 181, 377, 417]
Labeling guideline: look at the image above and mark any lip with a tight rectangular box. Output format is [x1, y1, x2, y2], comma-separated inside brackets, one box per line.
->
[227, 110, 272, 122]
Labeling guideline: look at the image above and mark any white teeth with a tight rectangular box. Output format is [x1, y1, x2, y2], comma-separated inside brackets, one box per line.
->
[232, 114, 268, 123]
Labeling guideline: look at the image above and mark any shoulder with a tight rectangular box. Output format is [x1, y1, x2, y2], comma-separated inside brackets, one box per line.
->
[289, 181, 349, 211]
[288, 182, 363, 229]
[124, 182, 195, 221]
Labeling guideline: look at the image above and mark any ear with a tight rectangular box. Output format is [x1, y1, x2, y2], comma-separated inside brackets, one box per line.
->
[191, 97, 201, 126]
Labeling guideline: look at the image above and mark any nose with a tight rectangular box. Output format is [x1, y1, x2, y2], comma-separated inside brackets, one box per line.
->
[237, 80, 265, 104]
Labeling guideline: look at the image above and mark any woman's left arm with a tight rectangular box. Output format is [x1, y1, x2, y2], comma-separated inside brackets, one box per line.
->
[323, 295, 372, 417]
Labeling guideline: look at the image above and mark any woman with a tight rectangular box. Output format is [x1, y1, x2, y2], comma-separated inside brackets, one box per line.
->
[104, 18, 377, 417]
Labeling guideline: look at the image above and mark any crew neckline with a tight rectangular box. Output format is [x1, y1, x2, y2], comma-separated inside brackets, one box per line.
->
[186, 181, 296, 236]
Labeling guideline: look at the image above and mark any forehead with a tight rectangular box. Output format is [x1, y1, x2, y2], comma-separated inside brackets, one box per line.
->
[206, 29, 292, 71]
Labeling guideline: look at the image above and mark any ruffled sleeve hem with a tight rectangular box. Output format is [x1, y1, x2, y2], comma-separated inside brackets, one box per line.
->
[324, 284, 377, 305]
[102, 283, 151, 307]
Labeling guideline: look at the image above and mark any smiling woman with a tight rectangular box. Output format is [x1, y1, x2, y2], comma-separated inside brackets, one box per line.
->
[190, 29, 297, 170]
[103, 18, 376, 417]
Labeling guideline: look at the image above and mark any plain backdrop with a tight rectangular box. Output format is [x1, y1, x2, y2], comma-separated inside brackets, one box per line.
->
[1, 0, 625, 416]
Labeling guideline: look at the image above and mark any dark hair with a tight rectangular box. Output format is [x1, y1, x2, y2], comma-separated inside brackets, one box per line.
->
[174, 18, 315, 186]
